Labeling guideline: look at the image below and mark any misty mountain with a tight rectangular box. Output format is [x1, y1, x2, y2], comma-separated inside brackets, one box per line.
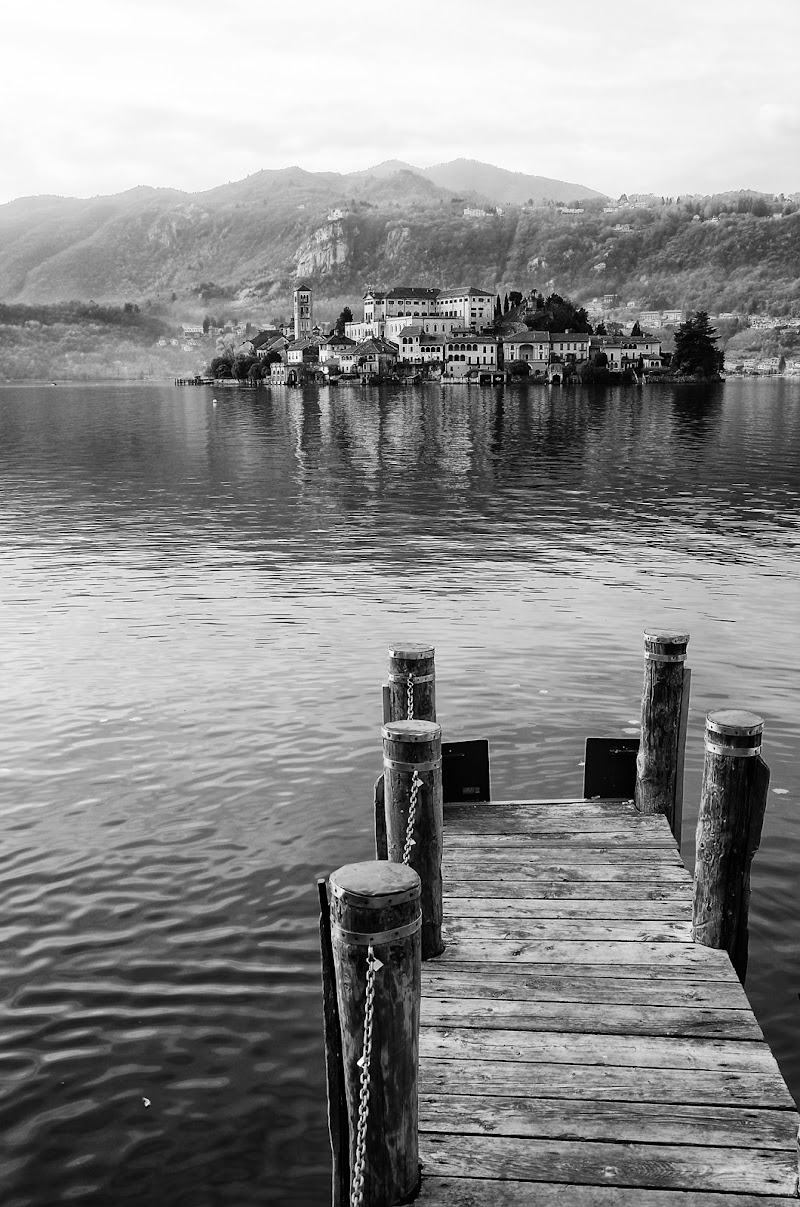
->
[417, 159, 604, 205]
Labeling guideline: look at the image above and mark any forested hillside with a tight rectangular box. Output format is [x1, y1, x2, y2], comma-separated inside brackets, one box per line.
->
[1, 163, 798, 321]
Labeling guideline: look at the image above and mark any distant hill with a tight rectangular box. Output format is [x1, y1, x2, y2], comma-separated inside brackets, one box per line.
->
[417, 159, 605, 205]
[1, 163, 798, 324]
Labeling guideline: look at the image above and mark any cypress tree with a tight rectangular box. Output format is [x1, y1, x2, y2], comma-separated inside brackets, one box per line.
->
[672, 311, 724, 377]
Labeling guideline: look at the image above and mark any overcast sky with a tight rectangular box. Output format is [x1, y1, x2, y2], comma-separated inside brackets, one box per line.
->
[2, 0, 799, 205]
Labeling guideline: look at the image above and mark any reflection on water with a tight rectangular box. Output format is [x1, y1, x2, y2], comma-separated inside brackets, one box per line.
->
[1, 378, 799, 1204]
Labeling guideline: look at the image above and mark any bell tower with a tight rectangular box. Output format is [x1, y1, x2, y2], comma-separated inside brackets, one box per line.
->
[293, 283, 313, 340]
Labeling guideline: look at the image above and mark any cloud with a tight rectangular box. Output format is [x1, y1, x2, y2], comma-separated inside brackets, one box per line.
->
[3, 0, 800, 201]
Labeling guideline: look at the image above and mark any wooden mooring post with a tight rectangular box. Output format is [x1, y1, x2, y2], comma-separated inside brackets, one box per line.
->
[634, 630, 691, 841]
[384, 645, 436, 725]
[381, 720, 444, 960]
[693, 710, 771, 983]
[327, 861, 421, 1206]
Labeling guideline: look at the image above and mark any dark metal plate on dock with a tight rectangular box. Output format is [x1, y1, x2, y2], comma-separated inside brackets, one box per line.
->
[583, 737, 639, 799]
[442, 740, 490, 803]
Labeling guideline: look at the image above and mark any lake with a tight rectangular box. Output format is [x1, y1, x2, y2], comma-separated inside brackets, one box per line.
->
[0, 378, 798, 1205]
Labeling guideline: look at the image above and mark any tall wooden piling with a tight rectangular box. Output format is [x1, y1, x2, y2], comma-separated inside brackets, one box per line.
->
[634, 630, 690, 841]
[386, 645, 436, 723]
[318, 879, 349, 1207]
[329, 861, 421, 1206]
[382, 719, 444, 960]
[693, 710, 770, 982]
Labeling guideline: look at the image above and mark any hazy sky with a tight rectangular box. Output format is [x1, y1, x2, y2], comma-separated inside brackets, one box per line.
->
[3, 0, 799, 205]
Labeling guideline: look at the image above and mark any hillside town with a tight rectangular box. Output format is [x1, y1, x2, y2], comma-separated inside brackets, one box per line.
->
[182, 283, 800, 386]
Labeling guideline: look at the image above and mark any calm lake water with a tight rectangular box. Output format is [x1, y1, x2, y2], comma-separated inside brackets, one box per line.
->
[1, 378, 799, 1205]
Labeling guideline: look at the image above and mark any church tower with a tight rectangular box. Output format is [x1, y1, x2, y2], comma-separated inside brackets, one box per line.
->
[293, 284, 313, 340]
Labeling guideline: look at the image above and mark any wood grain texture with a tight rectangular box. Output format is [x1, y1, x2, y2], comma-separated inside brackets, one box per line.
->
[412, 793, 800, 1203]
[635, 634, 689, 837]
[420, 997, 763, 1041]
[420, 1132, 798, 1195]
[419, 1027, 778, 1074]
[383, 720, 444, 960]
[416, 1176, 800, 1206]
[329, 861, 421, 1205]
[694, 743, 771, 982]
[418, 1093, 798, 1150]
[443, 895, 692, 920]
[422, 967, 751, 1009]
[442, 917, 694, 943]
[419, 1057, 798, 1109]
[434, 938, 731, 967]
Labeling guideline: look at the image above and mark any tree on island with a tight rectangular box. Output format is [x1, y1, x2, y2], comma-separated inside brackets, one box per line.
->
[334, 306, 353, 336]
[672, 311, 724, 377]
[525, 293, 592, 334]
[631, 320, 642, 336]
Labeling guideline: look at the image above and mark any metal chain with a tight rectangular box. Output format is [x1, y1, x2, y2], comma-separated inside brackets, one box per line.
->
[406, 674, 414, 720]
[350, 946, 381, 1207]
[402, 770, 421, 865]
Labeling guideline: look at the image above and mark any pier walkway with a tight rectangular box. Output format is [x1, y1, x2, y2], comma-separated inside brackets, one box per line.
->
[415, 796, 800, 1204]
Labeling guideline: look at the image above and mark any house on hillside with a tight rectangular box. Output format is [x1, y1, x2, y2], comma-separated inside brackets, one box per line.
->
[319, 333, 356, 374]
[239, 329, 286, 358]
[353, 337, 398, 379]
[286, 336, 320, 368]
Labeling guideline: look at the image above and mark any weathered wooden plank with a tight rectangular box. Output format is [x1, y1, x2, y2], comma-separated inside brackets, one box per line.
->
[420, 997, 763, 1041]
[436, 938, 732, 969]
[444, 798, 636, 818]
[429, 960, 746, 983]
[419, 1027, 779, 1075]
[419, 1133, 798, 1195]
[422, 967, 752, 1010]
[444, 879, 692, 901]
[443, 896, 692, 920]
[416, 793, 800, 1201]
[443, 918, 694, 944]
[419, 1056, 798, 1110]
[444, 809, 674, 829]
[444, 830, 677, 847]
[444, 812, 674, 831]
[417, 1176, 800, 1206]
[442, 857, 691, 881]
[418, 1093, 799, 1150]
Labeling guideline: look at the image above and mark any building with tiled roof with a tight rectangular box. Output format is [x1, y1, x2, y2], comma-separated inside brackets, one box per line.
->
[444, 332, 499, 375]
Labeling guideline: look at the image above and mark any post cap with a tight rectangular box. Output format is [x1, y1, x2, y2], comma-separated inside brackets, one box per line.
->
[706, 709, 764, 737]
[382, 719, 442, 743]
[329, 860, 421, 907]
[643, 632, 689, 662]
[705, 710, 763, 758]
[643, 631, 690, 645]
[388, 645, 435, 661]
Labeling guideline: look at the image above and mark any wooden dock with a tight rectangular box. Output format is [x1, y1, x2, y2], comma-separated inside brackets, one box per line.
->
[415, 796, 800, 1204]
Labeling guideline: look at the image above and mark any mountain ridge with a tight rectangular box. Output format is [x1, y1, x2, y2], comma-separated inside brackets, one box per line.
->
[1, 161, 798, 321]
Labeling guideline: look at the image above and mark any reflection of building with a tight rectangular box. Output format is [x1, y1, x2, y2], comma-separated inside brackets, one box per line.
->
[293, 284, 313, 339]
